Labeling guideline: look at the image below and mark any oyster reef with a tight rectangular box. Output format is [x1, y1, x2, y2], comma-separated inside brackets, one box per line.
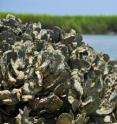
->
[0, 14, 117, 124]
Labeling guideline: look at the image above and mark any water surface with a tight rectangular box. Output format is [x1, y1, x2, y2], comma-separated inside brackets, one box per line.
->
[83, 35, 117, 60]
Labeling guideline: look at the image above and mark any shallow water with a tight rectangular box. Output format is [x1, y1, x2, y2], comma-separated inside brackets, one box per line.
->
[83, 35, 117, 60]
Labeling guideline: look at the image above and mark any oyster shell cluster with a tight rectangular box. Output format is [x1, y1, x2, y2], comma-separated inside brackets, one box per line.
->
[0, 14, 117, 124]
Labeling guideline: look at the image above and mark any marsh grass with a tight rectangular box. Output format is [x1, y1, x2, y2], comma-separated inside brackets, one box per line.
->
[0, 12, 117, 34]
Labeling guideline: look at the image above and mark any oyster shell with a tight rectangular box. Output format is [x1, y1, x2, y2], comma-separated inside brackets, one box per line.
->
[0, 14, 117, 124]
[56, 113, 74, 124]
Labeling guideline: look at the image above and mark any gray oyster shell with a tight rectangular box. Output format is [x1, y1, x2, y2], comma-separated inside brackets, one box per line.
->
[0, 14, 116, 124]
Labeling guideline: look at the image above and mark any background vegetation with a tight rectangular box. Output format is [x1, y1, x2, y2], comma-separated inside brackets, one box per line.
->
[0, 13, 117, 34]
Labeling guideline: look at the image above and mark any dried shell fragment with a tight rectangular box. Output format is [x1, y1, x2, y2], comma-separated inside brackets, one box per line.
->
[96, 107, 114, 115]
